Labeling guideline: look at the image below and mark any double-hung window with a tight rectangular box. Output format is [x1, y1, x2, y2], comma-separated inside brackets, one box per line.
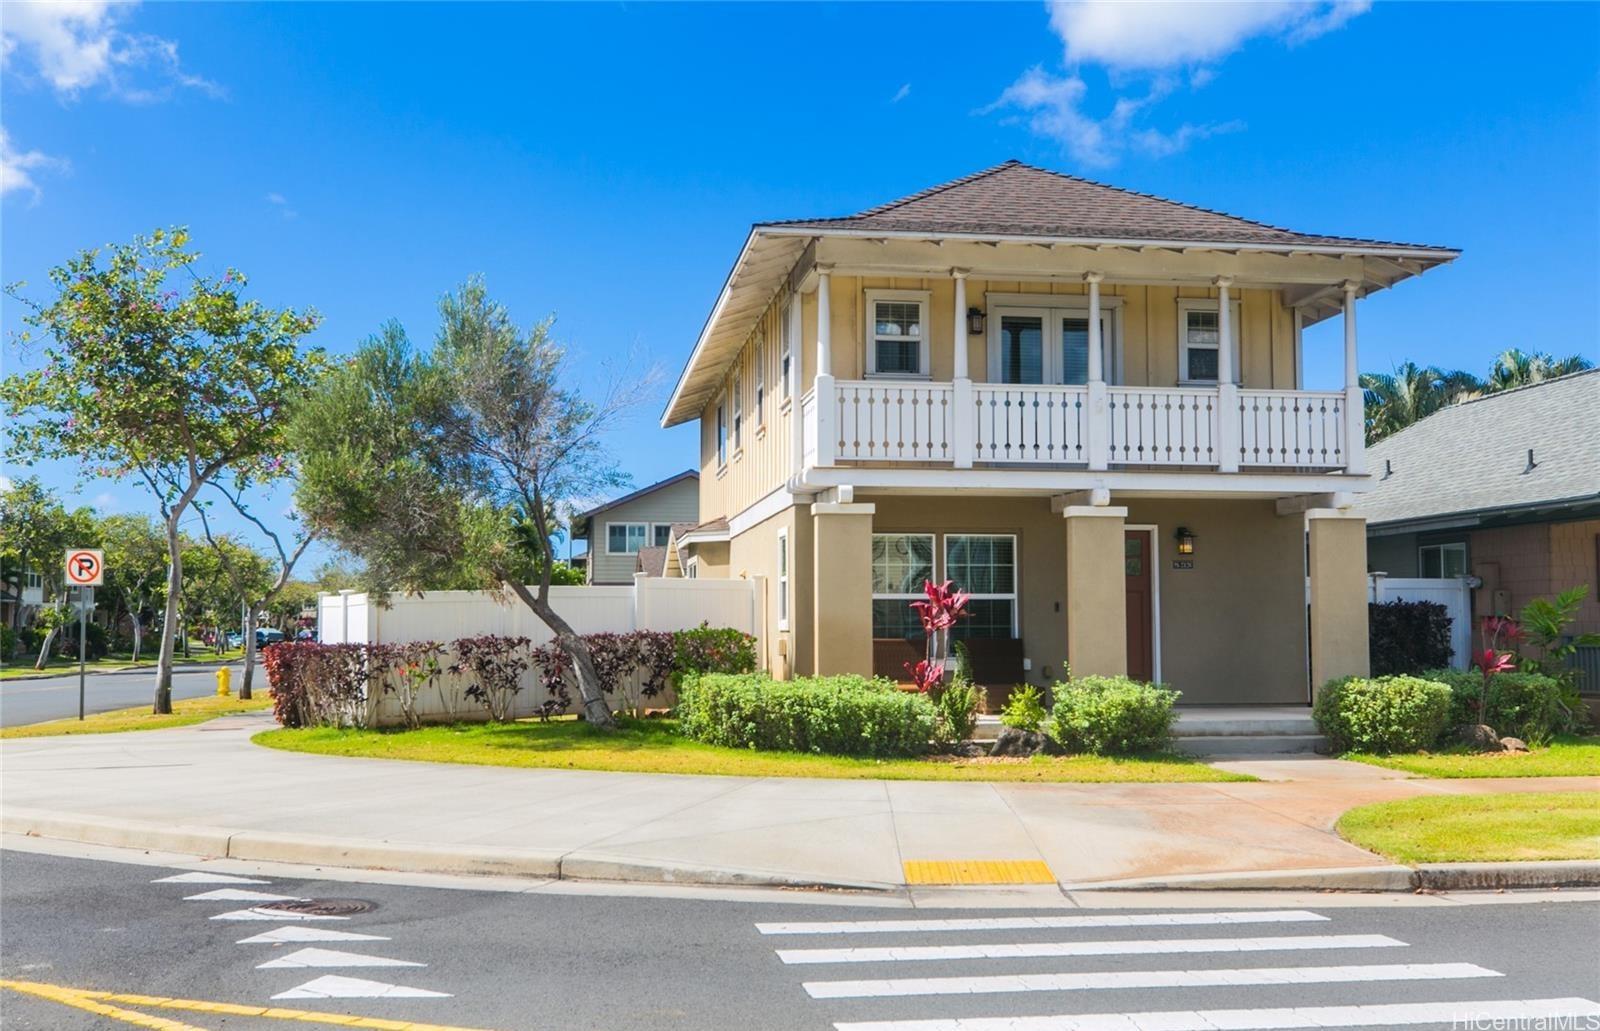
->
[780, 300, 794, 401]
[715, 397, 727, 467]
[652, 524, 673, 548]
[944, 534, 1017, 639]
[1177, 298, 1242, 384]
[754, 334, 765, 426]
[732, 370, 743, 452]
[865, 290, 929, 377]
[871, 533, 934, 639]
[776, 529, 790, 630]
[607, 522, 648, 555]
[1418, 542, 1468, 578]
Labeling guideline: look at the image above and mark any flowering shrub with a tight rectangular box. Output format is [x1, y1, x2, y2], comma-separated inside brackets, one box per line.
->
[1048, 676, 1180, 755]
[372, 641, 445, 729]
[1312, 675, 1452, 754]
[1424, 668, 1569, 744]
[262, 641, 373, 729]
[671, 625, 758, 684]
[678, 673, 935, 757]
[450, 635, 531, 721]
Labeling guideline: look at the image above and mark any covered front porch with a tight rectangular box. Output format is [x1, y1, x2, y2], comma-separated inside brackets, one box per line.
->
[804, 489, 1371, 706]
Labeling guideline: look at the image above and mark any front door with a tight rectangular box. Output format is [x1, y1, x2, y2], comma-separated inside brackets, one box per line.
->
[1124, 529, 1154, 682]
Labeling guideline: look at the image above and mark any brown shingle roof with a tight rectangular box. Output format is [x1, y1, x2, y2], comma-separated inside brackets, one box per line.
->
[762, 160, 1454, 251]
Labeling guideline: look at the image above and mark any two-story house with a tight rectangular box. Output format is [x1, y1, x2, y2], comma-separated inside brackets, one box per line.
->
[570, 471, 699, 586]
[661, 161, 1458, 704]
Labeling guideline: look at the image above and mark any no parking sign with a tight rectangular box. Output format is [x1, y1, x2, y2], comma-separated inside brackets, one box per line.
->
[65, 548, 105, 587]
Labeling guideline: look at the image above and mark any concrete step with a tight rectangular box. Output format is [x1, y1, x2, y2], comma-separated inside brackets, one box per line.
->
[1173, 711, 1318, 737]
[1172, 733, 1328, 756]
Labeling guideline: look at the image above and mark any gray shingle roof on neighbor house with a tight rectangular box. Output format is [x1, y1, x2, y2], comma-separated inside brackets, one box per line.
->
[1353, 369, 1600, 530]
[763, 160, 1458, 252]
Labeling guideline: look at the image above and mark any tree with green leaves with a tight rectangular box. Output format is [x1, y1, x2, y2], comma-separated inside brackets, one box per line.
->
[293, 280, 652, 730]
[0, 477, 97, 667]
[1359, 362, 1480, 444]
[98, 513, 168, 662]
[1, 229, 324, 711]
[1484, 349, 1594, 393]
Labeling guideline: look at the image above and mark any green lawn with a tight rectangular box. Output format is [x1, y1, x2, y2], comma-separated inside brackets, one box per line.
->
[1, 644, 245, 680]
[0, 694, 274, 739]
[254, 717, 1253, 783]
[1345, 736, 1600, 778]
[1337, 792, 1600, 863]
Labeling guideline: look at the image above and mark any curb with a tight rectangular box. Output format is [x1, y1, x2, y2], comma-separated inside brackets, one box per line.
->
[2, 661, 242, 683]
[1, 808, 898, 893]
[1065, 861, 1600, 892]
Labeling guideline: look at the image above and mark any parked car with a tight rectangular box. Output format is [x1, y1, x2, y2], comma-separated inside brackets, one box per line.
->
[255, 628, 286, 647]
[225, 632, 243, 650]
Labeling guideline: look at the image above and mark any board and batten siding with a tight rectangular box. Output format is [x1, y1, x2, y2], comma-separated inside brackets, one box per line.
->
[587, 477, 700, 585]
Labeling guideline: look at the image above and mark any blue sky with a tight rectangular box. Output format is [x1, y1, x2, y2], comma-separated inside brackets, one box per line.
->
[3, 1, 1597, 563]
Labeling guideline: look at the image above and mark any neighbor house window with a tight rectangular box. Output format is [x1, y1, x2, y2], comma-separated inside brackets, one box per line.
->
[865, 290, 930, 377]
[1177, 298, 1241, 384]
[780, 300, 795, 400]
[754, 333, 765, 426]
[776, 528, 790, 630]
[944, 534, 1017, 639]
[732, 370, 743, 452]
[871, 533, 934, 639]
[24, 571, 42, 590]
[1419, 542, 1468, 578]
[607, 522, 648, 555]
[653, 524, 673, 548]
[715, 397, 727, 467]
[686, 557, 699, 579]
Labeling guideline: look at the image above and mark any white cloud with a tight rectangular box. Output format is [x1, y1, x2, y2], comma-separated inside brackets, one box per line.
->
[891, 82, 911, 104]
[1, 0, 221, 101]
[991, 0, 1368, 165]
[265, 191, 298, 219]
[0, 125, 68, 200]
[92, 491, 119, 512]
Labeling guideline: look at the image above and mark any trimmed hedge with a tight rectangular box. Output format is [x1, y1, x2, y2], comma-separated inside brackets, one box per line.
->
[1048, 676, 1181, 755]
[677, 673, 936, 757]
[1312, 675, 1453, 754]
[1369, 600, 1453, 676]
[1423, 668, 1568, 745]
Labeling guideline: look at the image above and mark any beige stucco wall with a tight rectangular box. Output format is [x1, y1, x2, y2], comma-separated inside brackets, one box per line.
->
[726, 504, 808, 677]
[811, 504, 875, 676]
[683, 540, 730, 580]
[1063, 508, 1128, 678]
[1308, 514, 1371, 694]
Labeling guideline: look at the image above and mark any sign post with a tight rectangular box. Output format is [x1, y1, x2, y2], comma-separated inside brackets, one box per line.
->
[65, 549, 105, 721]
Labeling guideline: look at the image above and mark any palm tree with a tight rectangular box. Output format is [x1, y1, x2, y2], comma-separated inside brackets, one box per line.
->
[1359, 362, 1480, 444]
[1484, 349, 1595, 392]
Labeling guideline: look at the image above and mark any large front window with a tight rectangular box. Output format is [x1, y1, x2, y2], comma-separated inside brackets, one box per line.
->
[607, 523, 648, 555]
[871, 533, 934, 639]
[944, 534, 1017, 639]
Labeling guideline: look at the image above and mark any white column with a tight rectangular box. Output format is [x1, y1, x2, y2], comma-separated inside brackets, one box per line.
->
[951, 269, 974, 468]
[815, 264, 833, 378]
[1342, 280, 1366, 475]
[1084, 272, 1109, 471]
[1214, 276, 1239, 472]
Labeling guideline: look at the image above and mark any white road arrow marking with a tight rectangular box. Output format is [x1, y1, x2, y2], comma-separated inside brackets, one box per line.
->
[210, 908, 347, 922]
[271, 975, 450, 1000]
[152, 872, 270, 885]
[237, 926, 390, 945]
[184, 889, 304, 903]
[257, 947, 424, 970]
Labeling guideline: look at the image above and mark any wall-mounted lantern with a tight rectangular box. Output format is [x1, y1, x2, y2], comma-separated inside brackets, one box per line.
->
[1174, 526, 1197, 555]
[967, 307, 986, 335]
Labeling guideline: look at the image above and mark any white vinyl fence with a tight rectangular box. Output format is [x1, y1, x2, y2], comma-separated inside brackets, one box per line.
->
[1368, 574, 1473, 670]
[316, 575, 764, 726]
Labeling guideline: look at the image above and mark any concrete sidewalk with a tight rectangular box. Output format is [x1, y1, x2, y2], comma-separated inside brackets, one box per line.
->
[2, 712, 1596, 890]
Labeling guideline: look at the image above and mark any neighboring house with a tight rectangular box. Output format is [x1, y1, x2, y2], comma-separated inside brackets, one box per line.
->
[1356, 370, 1600, 671]
[570, 471, 699, 585]
[660, 160, 1460, 703]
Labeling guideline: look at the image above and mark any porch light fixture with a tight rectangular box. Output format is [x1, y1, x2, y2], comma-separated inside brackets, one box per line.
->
[967, 307, 986, 334]
[1174, 527, 1197, 555]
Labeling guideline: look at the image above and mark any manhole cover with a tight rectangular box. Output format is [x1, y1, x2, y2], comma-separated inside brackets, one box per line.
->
[257, 898, 377, 917]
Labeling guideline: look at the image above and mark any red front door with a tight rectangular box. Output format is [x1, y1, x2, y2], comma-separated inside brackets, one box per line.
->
[1124, 529, 1154, 682]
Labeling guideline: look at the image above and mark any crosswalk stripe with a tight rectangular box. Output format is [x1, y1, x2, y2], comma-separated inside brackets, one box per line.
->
[758, 910, 1328, 936]
[778, 933, 1405, 965]
[831, 996, 1600, 1031]
[803, 961, 1501, 1000]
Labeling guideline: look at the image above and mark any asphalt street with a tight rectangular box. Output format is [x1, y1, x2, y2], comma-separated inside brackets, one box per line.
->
[0, 662, 243, 727]
[2, 846, 1597, 1031]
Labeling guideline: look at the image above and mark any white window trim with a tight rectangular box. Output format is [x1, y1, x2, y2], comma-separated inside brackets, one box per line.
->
[871, 532, 936, 637]
[1176, 297, 1243, 386]
[776, 528, 790, 631]
[943, 533, 1020, 638]
[685, 556, 699, 579]
[864, 289, 932, 379]
[606, 522, 649, 555]
[754, 330, 766, 426]
[731, 369, 743, 452]
[984, 295, 1125, 385]
[715, 395, 728, 468]
[1418, 541, 1468, 578]
[780, 298, 797, 404]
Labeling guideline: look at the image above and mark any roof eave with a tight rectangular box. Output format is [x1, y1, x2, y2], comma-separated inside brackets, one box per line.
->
[661, 228, 760, 429]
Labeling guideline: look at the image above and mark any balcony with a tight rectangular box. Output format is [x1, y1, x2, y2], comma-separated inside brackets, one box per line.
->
[802, 377, 1357, 474]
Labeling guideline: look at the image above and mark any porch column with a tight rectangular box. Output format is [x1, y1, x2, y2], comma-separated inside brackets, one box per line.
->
[1215, 276, 1240, 473]
[951, 268, 974, 468]
[1083, 271, 1110, 472]
[814, 264, 836, 466]
[1341, 281, 1367, 475]
[811, 500, 875, 676]
[1307, 509, 1369, 696]
[1062, 504, 1127, 677]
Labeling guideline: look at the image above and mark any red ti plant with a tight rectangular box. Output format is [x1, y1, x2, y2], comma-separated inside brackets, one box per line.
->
[1471, 615, 1521, 723]
[902, 580, 970, 692]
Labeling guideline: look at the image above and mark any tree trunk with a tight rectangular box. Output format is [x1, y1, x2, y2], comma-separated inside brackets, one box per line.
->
[130, 595, 143, 664]
[33, 624, 58, 670]
[154, 515, 184, 714]
[240, 605, 257, 700]
[507, 580, 616, 730]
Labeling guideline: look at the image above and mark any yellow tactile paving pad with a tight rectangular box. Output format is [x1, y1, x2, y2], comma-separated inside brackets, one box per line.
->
[902, 859, 1056, 885]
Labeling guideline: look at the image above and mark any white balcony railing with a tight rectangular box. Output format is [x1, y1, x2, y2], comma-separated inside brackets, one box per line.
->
[808, 376, 1356, 473]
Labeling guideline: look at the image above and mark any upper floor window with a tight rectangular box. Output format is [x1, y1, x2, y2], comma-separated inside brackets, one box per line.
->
[715, 397, 727, 467]
[987, 295, 1120, 385]
[653, 524, 674, 548]
[1419, 542, 1467, 578]
[1177, 298, 1241, 385]
[866, 290, 930, 378]
[780, 300, 795, 400]
[607, 522, 649, 555]
[24, 570, 43, 590]
[754, 332, 765, 426]
[731, 369, 743, 452]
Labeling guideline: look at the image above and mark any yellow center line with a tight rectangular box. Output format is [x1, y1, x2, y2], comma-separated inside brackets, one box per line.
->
[0, 978, 500, 1031]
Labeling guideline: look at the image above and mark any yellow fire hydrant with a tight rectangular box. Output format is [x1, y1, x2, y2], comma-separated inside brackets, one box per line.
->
[215, 666, 231, 697]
